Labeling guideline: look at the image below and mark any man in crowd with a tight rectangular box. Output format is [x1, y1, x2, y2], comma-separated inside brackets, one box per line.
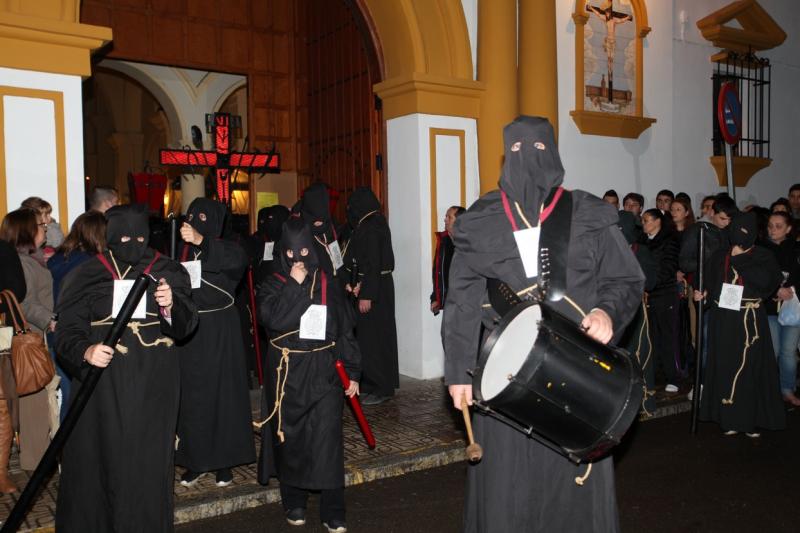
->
[788, 184, 800, 220]
[88, 186, 119, 214]
[656, 189, 674, 213]
[602, 189, 620, 209]
[699, 195, 717, 222]
[623, 192, 644, 219]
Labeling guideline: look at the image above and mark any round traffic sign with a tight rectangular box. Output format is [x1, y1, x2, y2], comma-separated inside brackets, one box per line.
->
[717, 81, 742, 145]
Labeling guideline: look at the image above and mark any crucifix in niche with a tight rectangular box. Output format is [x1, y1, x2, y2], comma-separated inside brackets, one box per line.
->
[585, 0, 633, 113]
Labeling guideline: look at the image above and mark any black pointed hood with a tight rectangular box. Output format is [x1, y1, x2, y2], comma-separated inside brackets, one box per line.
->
[279, 218, 319, 274]
[729, 211, 758, 249]
[186, 198, 226, 238]
[498, 116, 564, 228]
[257, 205, 290, 242]
[346, 187, 381, 228]
[106, 204, 149, 265]
[301, 182, 332, 237]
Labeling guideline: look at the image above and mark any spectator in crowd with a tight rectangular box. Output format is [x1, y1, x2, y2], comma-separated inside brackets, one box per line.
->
[680, 195, 737, 280]
[771, 198, 790, 214]
[47, 211, 107, 421]
[671, 196, 696, 373]
[21, 196, 64, 256]
[0, 236, 26, 493]
[762, 211, 800, 406]
[88, 186, 119, 214]
[656, 189, 675, 213]
[602, 189, 620, 209]
[788, 184, 800, 220]
[640, 208, 682, 393]
[699, 195, 716, 222]
[431, 206, 465, 315]
[697, 212, 784, 438]
[624, 192, 644, 219]
[0, 208, 57, 471]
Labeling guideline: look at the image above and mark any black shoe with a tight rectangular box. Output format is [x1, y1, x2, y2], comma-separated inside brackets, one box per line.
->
[215, 468, 233, 487]
[360, 394, 390, 406]
[323, 519, 347, 533]
[180, 470, 204, 487]
[285, 508, 306, 526]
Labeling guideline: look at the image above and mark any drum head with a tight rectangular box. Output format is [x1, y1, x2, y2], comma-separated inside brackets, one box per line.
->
[480, 303, 542, 401]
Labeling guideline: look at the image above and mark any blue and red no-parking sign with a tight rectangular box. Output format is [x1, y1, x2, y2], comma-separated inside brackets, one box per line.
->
[717, 81, 742, 145]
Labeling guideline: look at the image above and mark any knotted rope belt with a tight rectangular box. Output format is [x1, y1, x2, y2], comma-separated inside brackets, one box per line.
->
[90, 313, 174, 353]
[713, 297, 762, 405]
[252, 330, 335, 443]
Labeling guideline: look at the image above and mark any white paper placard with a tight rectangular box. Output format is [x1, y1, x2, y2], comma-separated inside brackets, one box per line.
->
[182, 260, 202, 289]
[718, 283, 744, 311]
[513, 227, 540, 278]
[299, 304, 327, 340]
[328, 241, 344, 270]
[112, 279, 147, 319]
[263, 242, 275, 261]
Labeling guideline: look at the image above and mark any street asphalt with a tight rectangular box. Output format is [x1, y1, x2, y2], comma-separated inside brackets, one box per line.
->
[178, 407, 800, 533]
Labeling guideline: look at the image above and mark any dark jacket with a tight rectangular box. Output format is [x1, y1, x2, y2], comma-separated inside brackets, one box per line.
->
[641, 228, 679, 301]
[679, 221, 729, 284]
[0, 239, 26, 324]
[762, 239, 800, 316]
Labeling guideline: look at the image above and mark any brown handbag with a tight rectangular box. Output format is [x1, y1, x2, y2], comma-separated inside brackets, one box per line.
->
[0, 290, 55, 396]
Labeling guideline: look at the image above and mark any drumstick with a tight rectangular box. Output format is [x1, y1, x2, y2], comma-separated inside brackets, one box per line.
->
[461, 395, 483, 462]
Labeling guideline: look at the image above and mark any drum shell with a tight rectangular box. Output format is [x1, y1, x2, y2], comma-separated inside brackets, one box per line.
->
[474, 301, 644, 462]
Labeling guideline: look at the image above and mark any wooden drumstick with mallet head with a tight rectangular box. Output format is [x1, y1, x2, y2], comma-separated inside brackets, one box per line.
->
[461, 394, 483, 462]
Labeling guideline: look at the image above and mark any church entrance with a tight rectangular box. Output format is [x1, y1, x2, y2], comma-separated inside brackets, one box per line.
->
[80, 0, 384, 226]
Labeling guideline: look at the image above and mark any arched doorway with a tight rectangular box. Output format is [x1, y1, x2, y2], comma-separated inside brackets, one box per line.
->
[80, 0, 385, 225]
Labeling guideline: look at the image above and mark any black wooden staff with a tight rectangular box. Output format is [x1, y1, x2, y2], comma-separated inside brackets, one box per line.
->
[168, 213, 178, 260]
[691, 225, 706, 434]
[1, 275, 151, 532]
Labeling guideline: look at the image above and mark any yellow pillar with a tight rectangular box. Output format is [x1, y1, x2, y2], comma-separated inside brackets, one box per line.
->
[477, 0, 518, 194]
[518, 0, 559, 138]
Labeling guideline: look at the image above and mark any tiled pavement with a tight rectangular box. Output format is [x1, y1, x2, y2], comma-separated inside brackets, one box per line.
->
[0, 377, 690, 532]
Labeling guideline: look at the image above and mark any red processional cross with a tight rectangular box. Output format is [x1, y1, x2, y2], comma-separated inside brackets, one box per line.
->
[159, 112, 280, 204]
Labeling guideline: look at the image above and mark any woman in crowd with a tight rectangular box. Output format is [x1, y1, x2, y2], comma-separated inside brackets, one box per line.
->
[21, 196, 64, 253]
[671, 196, 696, 375]
[0, 208, 57, 471]
[698, 212, 785, 437]
[47, 211, 107, 420]
[256, 218, 360, 533]
[640, 208, 682, 392]
[0, 235, 26, 493]
[762, 211, 800, 406]
[430, 206, 465, 315]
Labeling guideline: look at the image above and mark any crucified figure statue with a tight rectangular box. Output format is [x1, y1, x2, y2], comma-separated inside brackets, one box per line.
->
[586, 1, 632, 106]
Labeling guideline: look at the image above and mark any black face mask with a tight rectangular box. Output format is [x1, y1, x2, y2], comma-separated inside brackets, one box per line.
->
[186, 198, 226, 238]
[106, 204, 150, 265]
[301, 183, 332, 237]
[729, 211, 758, 249]
[280, 218, 319, 274]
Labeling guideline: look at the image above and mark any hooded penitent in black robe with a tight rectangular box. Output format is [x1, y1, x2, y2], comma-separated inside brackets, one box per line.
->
[443, 117, 644, 533]
[342, 187, 399, 398]
[301, 183, 343, 278]
[245, 205, 291, 284]
[700, 212, 785, 433]
[175, 198, 256, 473]
[255, 219, 361, 491]
[54, 204, 198, 533]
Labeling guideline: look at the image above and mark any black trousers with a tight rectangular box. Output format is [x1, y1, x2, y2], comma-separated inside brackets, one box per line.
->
[280, 482, 345, 522]
[648, 293, 681, 385]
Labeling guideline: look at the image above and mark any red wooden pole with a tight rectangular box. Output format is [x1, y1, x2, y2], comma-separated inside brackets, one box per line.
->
[335, 360, 376, 449]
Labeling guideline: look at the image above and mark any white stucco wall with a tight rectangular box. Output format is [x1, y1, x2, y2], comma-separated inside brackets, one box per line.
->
[0, 66, 85, 228]
[387, 114, 480, 379]
[555, 0, 799, 209]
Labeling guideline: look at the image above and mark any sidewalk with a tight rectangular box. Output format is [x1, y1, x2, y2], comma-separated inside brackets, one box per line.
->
[0, 377, 690, 532]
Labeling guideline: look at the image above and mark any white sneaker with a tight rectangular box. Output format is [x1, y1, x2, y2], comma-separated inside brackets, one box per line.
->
[687, 387, 693, 401]
[724, 430, 738, 436]
[665, 384, 679, 393]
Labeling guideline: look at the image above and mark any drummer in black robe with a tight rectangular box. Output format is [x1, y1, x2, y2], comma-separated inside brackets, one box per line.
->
[301, 183, 344, 277]
[255, 218, 360, 532]
[175, 198, 256, 487]
[698, 211, 785, 437]
[342, 187, 399, 405]
[55, 204, 198, 532]
[443, 116, 644, 533]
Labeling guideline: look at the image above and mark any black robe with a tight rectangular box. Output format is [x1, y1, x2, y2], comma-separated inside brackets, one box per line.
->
[342, 212, 399, 397]
[700, 246, 786, 433]
[256, 268, 361, 489]
[175, 238, 256, 471]
[444, 190, 644, 533]
[54, 249, 198, 533]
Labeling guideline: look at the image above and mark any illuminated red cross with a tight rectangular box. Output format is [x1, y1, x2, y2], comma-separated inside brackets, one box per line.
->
[159, 112, 280, 204]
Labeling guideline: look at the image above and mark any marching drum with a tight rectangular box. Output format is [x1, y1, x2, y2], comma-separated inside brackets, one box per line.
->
[473, 300, 643, 463]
